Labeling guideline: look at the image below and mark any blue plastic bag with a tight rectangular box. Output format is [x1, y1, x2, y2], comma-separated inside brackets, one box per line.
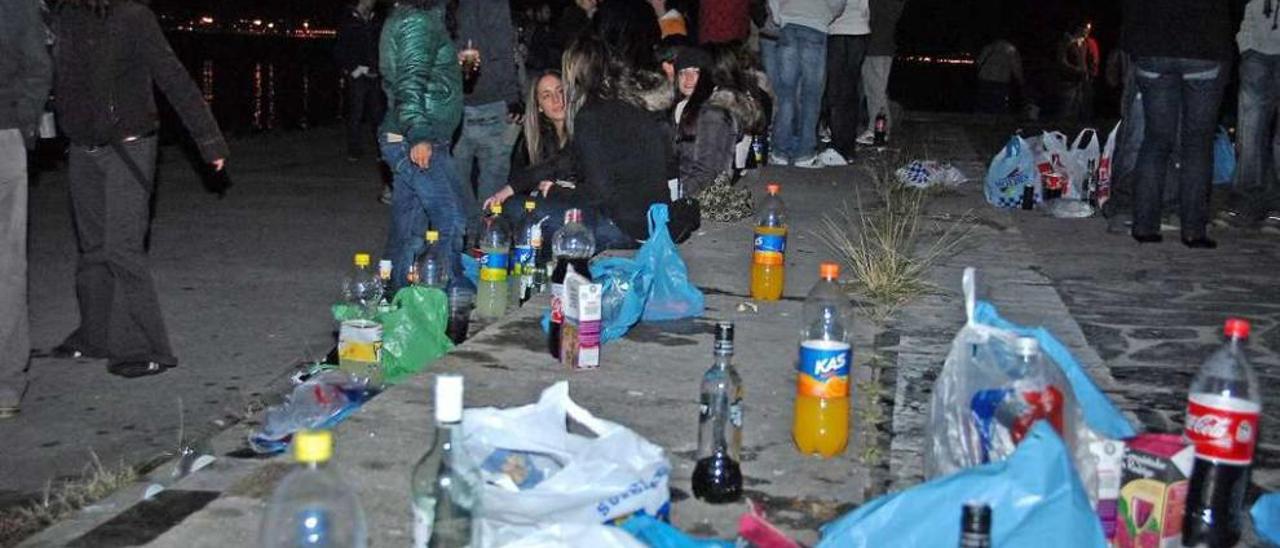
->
[635, 204, 703, 321]
[619, 515, 735, 548]
[985, 134, 1040, 209]
[1214, 126, 1236, 186]
[819, 422, 1106, 548]
[591, 257, 650, 342]
[1253, 492, 1280, 545]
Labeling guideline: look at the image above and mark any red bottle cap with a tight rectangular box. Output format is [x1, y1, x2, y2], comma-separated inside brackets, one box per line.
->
[1224, 318, 1250, 339]
[766, 183, 780, 195]
[819, 262, 840, 280]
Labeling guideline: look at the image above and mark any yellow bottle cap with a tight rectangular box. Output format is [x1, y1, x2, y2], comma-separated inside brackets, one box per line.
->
[524, 200, 536, 211]
[425, 230, 440, 243]
[354, 253, 371, 267]
[293, 430, 333, 464]
[491, 203, 503, 214]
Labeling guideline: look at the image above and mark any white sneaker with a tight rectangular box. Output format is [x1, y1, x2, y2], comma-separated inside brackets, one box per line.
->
[855, 130, 876, 146]
[793, 154, 825, 169]
[768, 153, 789, 166]
[817, 148, 848, 167]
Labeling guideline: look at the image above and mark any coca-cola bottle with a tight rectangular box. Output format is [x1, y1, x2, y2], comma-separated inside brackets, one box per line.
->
[1182, 318, 1261, 548]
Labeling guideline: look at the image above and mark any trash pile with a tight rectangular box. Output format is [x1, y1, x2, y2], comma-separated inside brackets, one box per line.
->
[250, 179, 1275, 547]
[985, 126, 1118, 218]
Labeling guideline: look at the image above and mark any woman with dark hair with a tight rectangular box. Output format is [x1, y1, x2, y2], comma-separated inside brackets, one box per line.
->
[48, 0, 226, 377]
[591, 0, 663, 72]
[378, 0, 469, 290]
[481, 70, 572, 211]
[673, 44, 764, 197]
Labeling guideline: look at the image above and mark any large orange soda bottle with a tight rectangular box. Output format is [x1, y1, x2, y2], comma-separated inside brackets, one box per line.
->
[793, 262, 853, 457]
[750, 183, 786, 300]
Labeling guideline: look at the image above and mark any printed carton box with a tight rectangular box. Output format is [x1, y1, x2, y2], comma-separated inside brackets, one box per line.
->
[1115, 434, 1193, 548]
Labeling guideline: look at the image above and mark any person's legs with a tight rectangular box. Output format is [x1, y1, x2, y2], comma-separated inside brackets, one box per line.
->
[821, 33, 859, 158]
[1107, 58, 1144, 218]
[1132, 57, 1181, 237]
[63, 146, 112, 357]
[471, 101, 515, 215]
[345, 77, 369, 159]
[1175, 59, 1226, 239]
[861, 55, 893, 136]
[796, 27, 831, 159]
[381, 138, 430, 292]
[759, 36, 780, 104]
[452, 107, 482, 225]
[1231, 51, 1280, 219]
[415, 143, 473, 294]
[770, 25, 803, 160]
[0, 129, 29, 413]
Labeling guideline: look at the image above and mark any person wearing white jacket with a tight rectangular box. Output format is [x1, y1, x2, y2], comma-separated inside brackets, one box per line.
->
[766, 0, 847, 167]
[816, 0, 868, 167]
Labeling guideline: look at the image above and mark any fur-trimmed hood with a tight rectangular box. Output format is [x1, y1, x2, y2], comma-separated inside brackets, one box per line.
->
[609, 68, 676, 113]
[706, 87, 764, 134]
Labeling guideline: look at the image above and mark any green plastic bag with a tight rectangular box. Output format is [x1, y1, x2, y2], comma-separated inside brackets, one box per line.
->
[377, 286, 454, 384]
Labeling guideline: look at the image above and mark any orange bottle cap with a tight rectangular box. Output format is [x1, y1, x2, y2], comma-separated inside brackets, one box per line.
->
[819, 262, 840, 279]
[766, 183, 781, 195]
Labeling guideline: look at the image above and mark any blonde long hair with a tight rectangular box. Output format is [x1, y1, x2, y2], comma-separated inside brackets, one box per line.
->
[561, 36, 607, 140]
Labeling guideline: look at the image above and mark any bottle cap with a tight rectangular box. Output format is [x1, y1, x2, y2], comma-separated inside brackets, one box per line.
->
[818, 262, 840, 280]
[565, 208, 583, 224]
[293, 430, 333, 464]
[766, 183, 780, 195]
[524, 200, 536, 211]
[961, 501, 991, 533]
[491, 203, 503, 215]
[378, 259, 392, 275]
[714, 321, 734, 354]
[435, 374, 464, 424]
[1224, 318, 1250, 339]
[1014, 337, 1039, 358]
[354, 253, 370, 267]
[425, 230, 440, 243]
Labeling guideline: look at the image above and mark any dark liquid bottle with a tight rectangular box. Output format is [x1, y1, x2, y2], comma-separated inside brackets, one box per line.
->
[959, 502, 991, 548]
[547, 209, 594, 360]
[691, 322, 744, 503]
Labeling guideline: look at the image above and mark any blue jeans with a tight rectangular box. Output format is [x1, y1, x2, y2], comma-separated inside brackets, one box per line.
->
[530, 196, 635, 255]
[1108, 52, 1144, 214]
[771, 24, 827, 160]
[453, 101, 516, 235]
[760, 36, 780, 113]
[1230, 50, 1280, 217]
[1132, 57, 1226, 237]
[380, 137, 472, 294]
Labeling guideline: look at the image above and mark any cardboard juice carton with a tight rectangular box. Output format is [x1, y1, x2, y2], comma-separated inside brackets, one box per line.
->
[560, 270, 601, 370]
[1115, 434, 1193, 548]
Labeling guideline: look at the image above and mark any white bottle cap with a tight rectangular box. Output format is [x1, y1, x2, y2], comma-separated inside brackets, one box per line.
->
[1014, 337, 1040, 358]
[435, 374, 464, 424]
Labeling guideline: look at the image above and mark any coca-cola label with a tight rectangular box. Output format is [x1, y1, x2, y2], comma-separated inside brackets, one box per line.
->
[1184, 393, 1260, 465]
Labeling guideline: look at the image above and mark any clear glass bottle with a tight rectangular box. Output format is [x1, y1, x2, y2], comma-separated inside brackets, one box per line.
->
[411, 375, 480, 548]
[260, 430, 368, 548]
[692, 322, 744, 503]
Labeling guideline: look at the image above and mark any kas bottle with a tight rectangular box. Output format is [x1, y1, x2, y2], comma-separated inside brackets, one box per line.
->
[1182, 318, 1261, 548]
[792, 262, 853, 457]
[750, 184, 786, 301]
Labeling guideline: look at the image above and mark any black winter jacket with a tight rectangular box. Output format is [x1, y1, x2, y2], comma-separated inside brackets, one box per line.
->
[334, 8, 382, 74]
[0, 0, 52, 142]
[53, 3, 227, 162]
[509, 123, 573, 195]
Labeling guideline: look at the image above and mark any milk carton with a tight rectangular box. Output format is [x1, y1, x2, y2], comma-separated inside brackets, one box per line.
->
[560, 269, 601, 370]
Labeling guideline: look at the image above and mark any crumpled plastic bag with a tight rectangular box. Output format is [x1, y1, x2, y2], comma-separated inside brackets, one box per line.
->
[1044, 198, 1095, 219]
[249, 370, 368, 453]
[377, 285, 453, 384]
[1252, 492, 1280, 545]
[498, 523, 646, 548]
[636, 204, 703, 322]
[620, 515, 735, 548]
[819, 422, 1106, 548]
[896, 160, 968, 189]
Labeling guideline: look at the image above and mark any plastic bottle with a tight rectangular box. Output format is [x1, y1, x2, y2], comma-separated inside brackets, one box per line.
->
[692, 321, 743, 503]
[548, 209, 594, 359]
[511, 200, 538, 307]
[377, 259, 394, 315]
[750, 184, 786, 301]
[340, 253, 383, 320]
[410, 375, 480, 548]
[873, 111, 888, 146]
[475, 204, 510, 319]
[417, 230, 450, 290]
[1182, 318, 1261, 548]
[260, 430, 368, 548]
[793, 262, 852, 457]
[959, 502, 991, 548]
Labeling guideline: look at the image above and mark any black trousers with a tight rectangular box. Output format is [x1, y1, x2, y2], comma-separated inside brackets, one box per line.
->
[345, 76, 385, 158]
[63, 137, 177, 366]
[823, 34, 869, 157]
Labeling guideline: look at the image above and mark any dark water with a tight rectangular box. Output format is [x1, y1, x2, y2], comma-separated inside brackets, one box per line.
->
[165, 33, 344, 137]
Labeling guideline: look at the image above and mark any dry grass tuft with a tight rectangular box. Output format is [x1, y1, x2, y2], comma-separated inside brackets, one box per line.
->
[0, 452, 138, 548]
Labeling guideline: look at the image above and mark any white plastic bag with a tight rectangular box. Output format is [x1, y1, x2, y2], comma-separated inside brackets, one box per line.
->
[1029, 130, 1070, 178]
[461, 382, 671, 547]
[497, 523, 645, 548]
[1065, 128, 1101, 200]
[984, 136, 1039, 208]
[896, 160, 968, 189]
[1095, 121, 1120, 207]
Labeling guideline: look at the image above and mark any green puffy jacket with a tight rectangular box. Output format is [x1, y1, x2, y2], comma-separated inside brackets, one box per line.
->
[378, 5, 462, 146]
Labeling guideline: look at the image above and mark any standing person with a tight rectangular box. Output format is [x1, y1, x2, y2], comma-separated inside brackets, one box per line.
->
[379, 0, 468, 291]
[1057, 22, 1094, 121]
[768, 0, 846, 167]
[556, 0, 597, 51]
[1224, 0, 1280, 230]
[452, 0, 523, 242]
[335, 0, 384, 165]
[49, 0, 227, 378]
[699, 0, 750, 44]
[0, 0, 52, 415]
[975, 38, 1025, 114]
[816, 0, 867, 167]
[1123, 0, 1232, 247]
[1103, 46, 1144, 230]
[856, 0, 905, 145]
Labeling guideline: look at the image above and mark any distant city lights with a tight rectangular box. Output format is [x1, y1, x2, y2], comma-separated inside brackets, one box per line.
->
[161, 14, 334, 38]
[899, 55, 976, 66]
